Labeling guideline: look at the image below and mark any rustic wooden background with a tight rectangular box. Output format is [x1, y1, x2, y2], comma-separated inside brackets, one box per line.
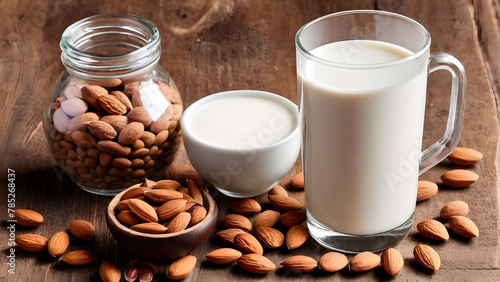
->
[1, 0, 500, 281]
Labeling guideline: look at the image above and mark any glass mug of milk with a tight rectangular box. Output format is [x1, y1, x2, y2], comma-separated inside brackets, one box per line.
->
[296, 10, 466, 253]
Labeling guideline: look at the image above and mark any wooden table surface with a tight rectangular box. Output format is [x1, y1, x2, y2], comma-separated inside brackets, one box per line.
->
[1, 0, 500, 281]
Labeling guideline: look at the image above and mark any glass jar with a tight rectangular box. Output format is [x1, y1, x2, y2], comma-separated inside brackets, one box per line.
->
[43, 14, 183, 196]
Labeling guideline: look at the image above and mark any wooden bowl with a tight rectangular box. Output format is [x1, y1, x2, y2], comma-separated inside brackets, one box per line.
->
[106, 183, 218, 260]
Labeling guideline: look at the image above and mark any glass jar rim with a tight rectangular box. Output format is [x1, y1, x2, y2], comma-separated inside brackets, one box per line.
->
[61, 13, 160, 58]
[295, 10, 431, 70]
[60, 13, 161, 78]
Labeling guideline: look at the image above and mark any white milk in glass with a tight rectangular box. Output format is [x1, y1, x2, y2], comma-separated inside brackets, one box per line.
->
[300, 40, 427, 235]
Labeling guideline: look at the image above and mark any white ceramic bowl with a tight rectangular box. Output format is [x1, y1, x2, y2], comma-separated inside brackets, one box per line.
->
[181, 90, 300, 198]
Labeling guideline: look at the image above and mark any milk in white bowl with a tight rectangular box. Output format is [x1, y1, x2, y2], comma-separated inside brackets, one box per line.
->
[300, 40, 427, 235]
[182, 90, 300, 198]
[188, 95, 296, 149]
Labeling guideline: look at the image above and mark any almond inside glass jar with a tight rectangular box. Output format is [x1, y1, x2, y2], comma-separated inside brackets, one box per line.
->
[43, 14, 183, 195]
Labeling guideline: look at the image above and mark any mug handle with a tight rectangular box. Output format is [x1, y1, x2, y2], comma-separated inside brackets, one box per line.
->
[419, 52, 467, 175]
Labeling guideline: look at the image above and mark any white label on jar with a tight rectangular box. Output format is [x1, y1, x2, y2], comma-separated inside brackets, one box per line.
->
[139, 80, 169, 121]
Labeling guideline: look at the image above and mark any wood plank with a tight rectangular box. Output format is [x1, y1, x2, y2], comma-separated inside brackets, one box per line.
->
[472, 0, 500, 104]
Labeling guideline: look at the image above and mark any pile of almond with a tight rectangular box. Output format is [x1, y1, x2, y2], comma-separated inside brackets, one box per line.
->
[13, 209, 97, 265]
[204, 183, 311, 273]
[204, 183, 378, 275]
[47, 77, 182, 191]
[113, 178, 207, 234]
[204, 183, 371, 274]
[417, 147, 482, 201]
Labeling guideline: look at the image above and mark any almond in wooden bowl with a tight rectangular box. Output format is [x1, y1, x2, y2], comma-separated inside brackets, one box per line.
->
[105, 182, 217, 260]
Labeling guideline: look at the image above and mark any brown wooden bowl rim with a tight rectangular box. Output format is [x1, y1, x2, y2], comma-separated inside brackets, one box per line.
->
[107, 182, 216, 238]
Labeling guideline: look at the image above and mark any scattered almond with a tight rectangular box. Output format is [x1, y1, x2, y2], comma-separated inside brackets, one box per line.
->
[285, 224, 308, 250]
[268, 195, 302, 211]
[290, 172, 304, 188]
[15, 234, 49, 252]
[99, 261, 121, 282]
[253, 210, 281, 229]
[441, 169, 479, 188]
[69, 220, 96, 240]
[417, 219, 449, 240]
[131, 222, 168, 234]
[280, 211, 306, 228]
[206, 248, 242, 264]
[48, 231, 70, 257]
[281, 255, 317, 272]
[447, 147, 483, 165]
[166, 212, 191, 233]
[234, 233, 264, 255]
[230, 199, 261, 215]
[381, 248, 404, 276]
[128, 199, 158, 223]
[417, 181, 438, 202]
[237, 254, 275, 274]
[268, 185, 288, 196]
[319, 252, 348, 272]
[216, 228, 247, 244]
[255, 227, 284, 249]
[440, 200, 469, 219]
[448, 216, 479, 238]
[350, 251, 380, 272]
[167, 255, 196, 280]
[223, 214, 252, 232]
[413, 244, 440, 270]
[62, 250, 97, 265]
[13, 209, 44, 226]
